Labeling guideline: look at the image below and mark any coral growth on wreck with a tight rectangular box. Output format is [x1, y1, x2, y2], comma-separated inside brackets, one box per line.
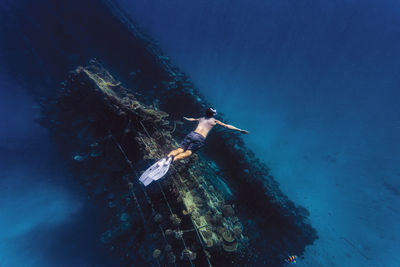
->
[39, 60, 316, 266]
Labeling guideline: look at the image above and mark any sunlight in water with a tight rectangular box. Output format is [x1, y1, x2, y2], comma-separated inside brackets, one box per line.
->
[0, 172, 82, 266]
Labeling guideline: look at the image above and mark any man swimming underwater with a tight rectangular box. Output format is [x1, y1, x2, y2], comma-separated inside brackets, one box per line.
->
[167, 107, 249, 161]
[139, 107, 249, 186]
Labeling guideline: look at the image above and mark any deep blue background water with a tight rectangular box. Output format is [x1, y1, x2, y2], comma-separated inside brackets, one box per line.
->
[1, 0, 399, 266]
[116, 0, 400, 266]
[115, 0, 400, 266]
[0, 72, 119, 266]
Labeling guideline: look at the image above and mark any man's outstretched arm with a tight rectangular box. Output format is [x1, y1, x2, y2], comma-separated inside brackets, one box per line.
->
[215, 120, 249, 134]
[183, 117, 200, 121]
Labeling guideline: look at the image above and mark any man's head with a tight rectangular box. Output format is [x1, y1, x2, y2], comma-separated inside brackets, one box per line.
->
[205, 107, 217, 118]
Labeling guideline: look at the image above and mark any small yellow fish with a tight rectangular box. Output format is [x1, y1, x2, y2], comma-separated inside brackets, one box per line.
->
[285, 255, 298, 264]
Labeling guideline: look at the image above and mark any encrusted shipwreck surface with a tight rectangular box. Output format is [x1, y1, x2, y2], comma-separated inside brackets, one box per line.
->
[41, 60, 316, 266]
[42, 61, 248, 265]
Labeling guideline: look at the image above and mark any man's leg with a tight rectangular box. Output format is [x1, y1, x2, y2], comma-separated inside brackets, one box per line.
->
[168, 148, 184, 157]
[173, 150, 192, 161]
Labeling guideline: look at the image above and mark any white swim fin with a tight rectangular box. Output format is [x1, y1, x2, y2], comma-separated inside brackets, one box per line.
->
[139, 156, 173, 186]
[139, 158, 165, 184]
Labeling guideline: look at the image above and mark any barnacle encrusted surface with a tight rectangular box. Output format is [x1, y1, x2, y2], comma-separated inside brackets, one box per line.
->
[77, 61, 247, 249]
[39, 59, 317, 266]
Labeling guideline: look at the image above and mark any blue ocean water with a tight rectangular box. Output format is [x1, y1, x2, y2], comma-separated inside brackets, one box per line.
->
[116, 0, 400, 266]
[0, 73, 120, 266]
[0, 0, 399, 266]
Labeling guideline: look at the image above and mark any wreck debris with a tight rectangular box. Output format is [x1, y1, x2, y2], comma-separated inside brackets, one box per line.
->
[205, 239, 214, 248]
[165, 244, 172, 252]
[170, 214, 182, 226]
[154, 213, 163, 223]
[152, 249, 161, 259]
[223, 242, 238, 253]
[222, 230, 235, 243]
[222, 204, 235, 217]
[181, 249, 197, 261]
[167, 252, 176, 264]
[165, 229, 173, 236]
[174, 230, 183, 240]
[233, 226, 243, 237]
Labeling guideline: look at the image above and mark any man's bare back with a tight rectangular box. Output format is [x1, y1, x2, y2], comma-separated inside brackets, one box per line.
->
[193, 117, 216, 138]
[168, 108, 249, 162]
[185, 116, 249, 138]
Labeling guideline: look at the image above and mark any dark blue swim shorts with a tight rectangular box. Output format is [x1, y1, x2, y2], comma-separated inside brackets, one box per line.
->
[179, 131, 205, 152]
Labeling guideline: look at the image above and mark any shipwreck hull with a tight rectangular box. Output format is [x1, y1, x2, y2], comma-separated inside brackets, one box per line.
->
[42, 61, 251, 266]
[1, 0, 317, 266]
[39, 60, 316, 266]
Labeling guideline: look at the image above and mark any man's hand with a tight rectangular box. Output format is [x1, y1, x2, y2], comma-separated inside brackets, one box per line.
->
[239, 129, 249, 134]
